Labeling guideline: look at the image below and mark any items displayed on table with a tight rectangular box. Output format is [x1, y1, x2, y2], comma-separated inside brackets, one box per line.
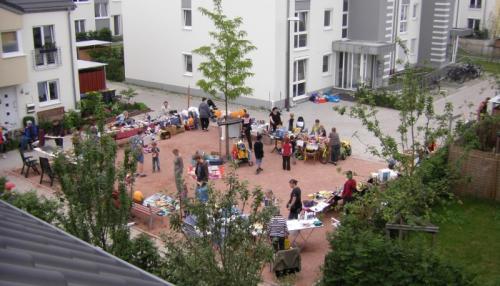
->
[143, 193, 179, 216]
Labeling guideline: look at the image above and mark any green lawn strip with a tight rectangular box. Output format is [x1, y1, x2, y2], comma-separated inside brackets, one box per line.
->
[435, 196, 500, 286]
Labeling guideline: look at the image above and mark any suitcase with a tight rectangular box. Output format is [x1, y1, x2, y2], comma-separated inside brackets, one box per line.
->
[273, 248, 301, 277]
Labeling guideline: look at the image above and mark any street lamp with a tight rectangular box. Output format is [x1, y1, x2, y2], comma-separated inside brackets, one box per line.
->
[285, 15, 300, 112]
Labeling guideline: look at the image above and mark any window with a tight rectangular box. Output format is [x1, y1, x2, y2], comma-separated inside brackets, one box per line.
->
[342, 0, 348, 39]
[33, 25, 58, 67]
[412, 3, 418, 19]
[293, 58, 307, 98]
[410, 38, 416, 55]
[400, 0, 409, 33]
[75, 20, 85, 34]
[468, 18, 480, 30]
[470, 0, 481, 8]
[1, 31, 21, 56]
[95, 1, 108, 18]
[38, 80, 59, 105]
[322, 54, 331, 74]
[294, 11, 308, 49]
[183, 9, 192, 28]
[113, 15, 122, 35]
[324, 9, 332, 29]
[183, 53, 192, 74]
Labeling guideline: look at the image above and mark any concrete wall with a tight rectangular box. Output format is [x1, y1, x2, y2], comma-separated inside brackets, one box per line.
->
[123, 0, 342, 108]
[72, 0, 122, 35]
[16, 10, 79, 126]
[459, 38, 500, 57]
[454, 0, 496, 32]
[348, 0, 387, 42]
[0, 8, 28, 87]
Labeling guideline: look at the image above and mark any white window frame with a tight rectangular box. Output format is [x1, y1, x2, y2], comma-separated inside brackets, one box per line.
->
[95, 2, 109, 19]
[113, 15, 122, 36]
[294, 11, 308, 49]
[342, 0, 348, 39]
[323, 9, 332, 30]
[183, 8, 192, 29]
[412, 3, 418, 19]
[1, 30, 23, 58]
[183, 53, 193, 76]
[37, 79, 60, 106]
[410, 38, 417, 55]
[33, 25, 59, 68]
[399, 0, 409, 33]
[75, 19, 85, 34]
[469, 0, 481, 9]
[322, 53, 332, 75]
[468, 18, 480, 30]
[292, 58, 307, 98]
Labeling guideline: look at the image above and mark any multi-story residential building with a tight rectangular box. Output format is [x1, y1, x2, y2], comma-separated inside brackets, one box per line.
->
[0, 0, 80, 129]
[453, 0, 497, 35]
[72, 0, 122, 38]
[123, 0, 458, 108]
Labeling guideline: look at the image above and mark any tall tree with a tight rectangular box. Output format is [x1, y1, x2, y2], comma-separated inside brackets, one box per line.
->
[194, 0, 256, 158]
[160, 171, 273, 286]
[54, 131, 135, 256]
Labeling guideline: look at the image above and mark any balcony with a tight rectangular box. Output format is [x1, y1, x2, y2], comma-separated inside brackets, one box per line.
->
[31, 47, 61, 70]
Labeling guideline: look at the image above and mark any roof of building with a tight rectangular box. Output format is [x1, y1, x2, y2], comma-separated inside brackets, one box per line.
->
[75, 40, 112, 48]
[78, 59, 107, 70]
[0, 0, 75, 13]
[0, 199, 174, 286]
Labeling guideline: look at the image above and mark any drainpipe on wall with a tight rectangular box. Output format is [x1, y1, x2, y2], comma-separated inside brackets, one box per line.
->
[391, 0, 399, 73]
[454, 0, 460, 27]
[285, 0, 291, 112]
[67, 8, 78, 110]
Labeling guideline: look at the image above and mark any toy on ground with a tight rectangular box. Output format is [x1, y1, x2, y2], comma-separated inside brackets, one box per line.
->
[231, 140, 253, 167]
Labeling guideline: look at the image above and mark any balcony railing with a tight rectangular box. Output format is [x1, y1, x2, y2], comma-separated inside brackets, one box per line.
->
[32, 47, 61, 70]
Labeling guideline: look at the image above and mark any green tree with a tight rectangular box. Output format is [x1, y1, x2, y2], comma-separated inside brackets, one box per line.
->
[1, 190, 62, 225]
[194, 0, 256, 158]
[160, 171, 273, 286]
[54, 134, 135, 256]
[120, 234, 162, 276]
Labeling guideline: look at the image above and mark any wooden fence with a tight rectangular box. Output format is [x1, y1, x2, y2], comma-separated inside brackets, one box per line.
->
[448, 145, 500, 201]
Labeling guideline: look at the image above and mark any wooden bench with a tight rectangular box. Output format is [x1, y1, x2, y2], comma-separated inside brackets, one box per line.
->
[131, 203, 164, 230]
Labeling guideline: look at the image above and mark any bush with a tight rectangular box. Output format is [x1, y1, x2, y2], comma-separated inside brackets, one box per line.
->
[97, 28, 112, 42]
[320, 225, 475, 286]
[454, 116, 500, 152]
[0, 191, 63, 224]
[22, 116, 36, 127]
[76, 32, 88, 42]
[354, 86, 399, 109]
[120, 234, 162, 275]
[63, 110, 83, 130]
[89, 46, 124, 82]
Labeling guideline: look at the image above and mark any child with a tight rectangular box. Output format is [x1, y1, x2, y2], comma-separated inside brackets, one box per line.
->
[288, 113, 294, 132]
[264, 189, 275, 207]
[254, 134, 264, 174]
[282, 136, 292, 171]
[151, 141, 160, 172]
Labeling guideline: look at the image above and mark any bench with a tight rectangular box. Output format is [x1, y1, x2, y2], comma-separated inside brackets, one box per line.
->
[131, 203, 164, 230]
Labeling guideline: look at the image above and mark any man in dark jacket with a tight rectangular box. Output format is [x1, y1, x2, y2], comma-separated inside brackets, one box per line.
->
[195, 154, 209, 202]
[198, 98, 210, 131]
[328, 127, 341, 165]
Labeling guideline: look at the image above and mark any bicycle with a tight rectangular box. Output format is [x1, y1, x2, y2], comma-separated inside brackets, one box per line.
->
[319, 143, 329, 164]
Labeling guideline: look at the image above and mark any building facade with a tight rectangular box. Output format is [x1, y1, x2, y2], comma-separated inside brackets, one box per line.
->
[453, 0, 497, 34]
[123, 0, 458, 108]
[72, 0, 122, 38]
[0, 0, 80, 129]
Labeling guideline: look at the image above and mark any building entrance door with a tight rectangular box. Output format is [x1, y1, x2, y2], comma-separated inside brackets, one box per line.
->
[0, 87, 19, 129]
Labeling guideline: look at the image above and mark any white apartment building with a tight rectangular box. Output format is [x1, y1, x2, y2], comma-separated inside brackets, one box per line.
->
[0, 0, 80, 129]
[453, 0, 497, 34]
[123, 0, 458, 108]
[72, 0, 123, 37]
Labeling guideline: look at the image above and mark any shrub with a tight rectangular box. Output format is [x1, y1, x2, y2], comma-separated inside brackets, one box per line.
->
[76, 32, 88, 42]
[0, 191, 63, 225]
[97, 28, 112, 42]
[354, 86, 399, 109]
[119, 234, 162, 276]
[63, 110, 83, 130]
[22, 116, 36, 127]
[89, 46, 124, 82]
[320, 225, 475, 286]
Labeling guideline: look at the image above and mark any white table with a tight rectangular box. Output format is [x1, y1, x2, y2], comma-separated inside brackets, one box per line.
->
[34, 147, 57, 158]
[286, 219, 323, 250]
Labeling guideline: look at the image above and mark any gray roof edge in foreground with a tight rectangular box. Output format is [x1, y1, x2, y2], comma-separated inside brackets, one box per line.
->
[2, 0, 76, 13]
[0, 199, 175, 286]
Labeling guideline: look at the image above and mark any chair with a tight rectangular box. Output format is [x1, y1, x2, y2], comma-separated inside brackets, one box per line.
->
[19, 149, 40, 178]
[39, 157, 56, 186]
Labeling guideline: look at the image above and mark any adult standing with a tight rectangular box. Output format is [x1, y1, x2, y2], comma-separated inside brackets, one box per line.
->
[477, 97, 490, 121]
[267, 208, 288, 251]
[173, 148, 184, 197]
[130, 129, 146, 177]
[286, 179, 302, 219]
[282, 137, 292, 171]
[269, 107, 282, 132]
[328, 127, 341, 165]
[194, 154, 209, 202]
[242, 109, 252, 150]
[198, 98, 210, 131]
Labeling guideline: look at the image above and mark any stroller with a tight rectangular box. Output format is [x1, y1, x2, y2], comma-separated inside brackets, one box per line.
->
[231, 140, 253, 167]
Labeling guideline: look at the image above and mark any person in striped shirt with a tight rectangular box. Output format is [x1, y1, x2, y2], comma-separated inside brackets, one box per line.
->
[267, 208, 288, 251]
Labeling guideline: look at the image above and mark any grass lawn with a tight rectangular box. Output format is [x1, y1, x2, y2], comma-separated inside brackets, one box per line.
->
[473, 59, 500, 76]
[435, 196, 500, 285]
